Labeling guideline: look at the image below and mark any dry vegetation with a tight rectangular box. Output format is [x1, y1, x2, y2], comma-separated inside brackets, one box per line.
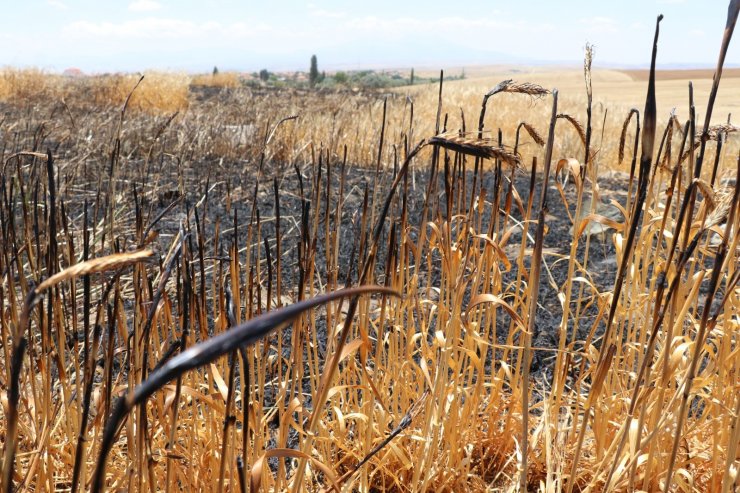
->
[622, 67, 740, 81]
[191, 71, 242, 89]
[0, 9, 739, 493]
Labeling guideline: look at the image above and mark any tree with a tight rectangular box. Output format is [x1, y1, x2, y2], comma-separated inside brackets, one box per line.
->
[309, 54, 319, 87]
[259, 69, 270, 82]
[334, 71, 348, 85]
[213, 66, 219, 76]
[410, 67, 415, 85]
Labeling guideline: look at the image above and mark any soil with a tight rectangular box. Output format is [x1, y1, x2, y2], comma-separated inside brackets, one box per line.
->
[150, 154, 628, 383]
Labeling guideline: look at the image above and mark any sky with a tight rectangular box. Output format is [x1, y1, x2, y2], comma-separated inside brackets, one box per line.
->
[0, 0, 737, 73]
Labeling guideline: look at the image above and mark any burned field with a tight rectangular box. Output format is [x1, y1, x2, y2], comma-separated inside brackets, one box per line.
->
[1, 14, 739, 493]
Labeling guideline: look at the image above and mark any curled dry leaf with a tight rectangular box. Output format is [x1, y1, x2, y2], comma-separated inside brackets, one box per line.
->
[556, 158, 583, 189]
[250, 448, 340, 493]
[466, 293, 524, 328]
[576, 213, 625, 238]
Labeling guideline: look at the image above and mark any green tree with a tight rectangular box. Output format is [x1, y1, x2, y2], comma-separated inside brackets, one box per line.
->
[213, 66, 219, 76]
[333, 71, 348, 85]
[259, 69, 270, 82]
[309, 54, 319, 87]
[410, 67, 414, 85]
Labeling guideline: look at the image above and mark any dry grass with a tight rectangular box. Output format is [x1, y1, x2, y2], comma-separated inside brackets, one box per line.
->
[622, 67, 740, 81]
[0, 69, 191, 113]
[84, 72, 191, 112]
[0, 67, 54, 100]
[1, 67, 737, 170]
[191, 71, 242, 88]
[0, 12, 739, 493]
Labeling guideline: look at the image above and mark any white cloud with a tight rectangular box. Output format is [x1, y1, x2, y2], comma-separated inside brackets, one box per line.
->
[129, 0, 162, 12]
[690, 29, 705, 37]
[47, 0, 68, 10]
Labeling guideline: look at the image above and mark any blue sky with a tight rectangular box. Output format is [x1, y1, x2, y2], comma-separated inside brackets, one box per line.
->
[0, 0, 736, 73]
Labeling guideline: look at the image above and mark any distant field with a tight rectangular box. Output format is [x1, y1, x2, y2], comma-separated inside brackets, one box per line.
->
[408, 65, 740, 132]
[621, 67, 740, 80]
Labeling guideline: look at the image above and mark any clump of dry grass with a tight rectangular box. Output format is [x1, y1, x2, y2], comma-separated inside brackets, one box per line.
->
[86, 72, 191, 112]
[0, 67, 56, 100]
[191, 71, 241, 88]
[0, 68, 190, 113]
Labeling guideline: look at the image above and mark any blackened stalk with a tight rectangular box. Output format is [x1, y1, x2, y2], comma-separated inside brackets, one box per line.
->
[164, 223, 192, 493]
[520, 89, 558, 493]
[217, 281, 239, 493]
[72, 279, 116, 493]
[273, 177, 282, 307]
[597, 21, 662, 491]
[70, 200, 91, 493]
[599, 15, 662, 364]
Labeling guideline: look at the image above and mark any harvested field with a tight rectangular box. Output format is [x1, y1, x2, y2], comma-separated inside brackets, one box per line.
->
[621, 67, 740, 81]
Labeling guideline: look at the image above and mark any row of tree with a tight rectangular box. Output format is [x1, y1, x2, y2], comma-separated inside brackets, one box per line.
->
[211, 55, 465, 88]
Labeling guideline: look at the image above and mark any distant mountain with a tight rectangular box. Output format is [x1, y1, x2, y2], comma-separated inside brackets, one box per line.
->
[230, 38, 536, 73]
